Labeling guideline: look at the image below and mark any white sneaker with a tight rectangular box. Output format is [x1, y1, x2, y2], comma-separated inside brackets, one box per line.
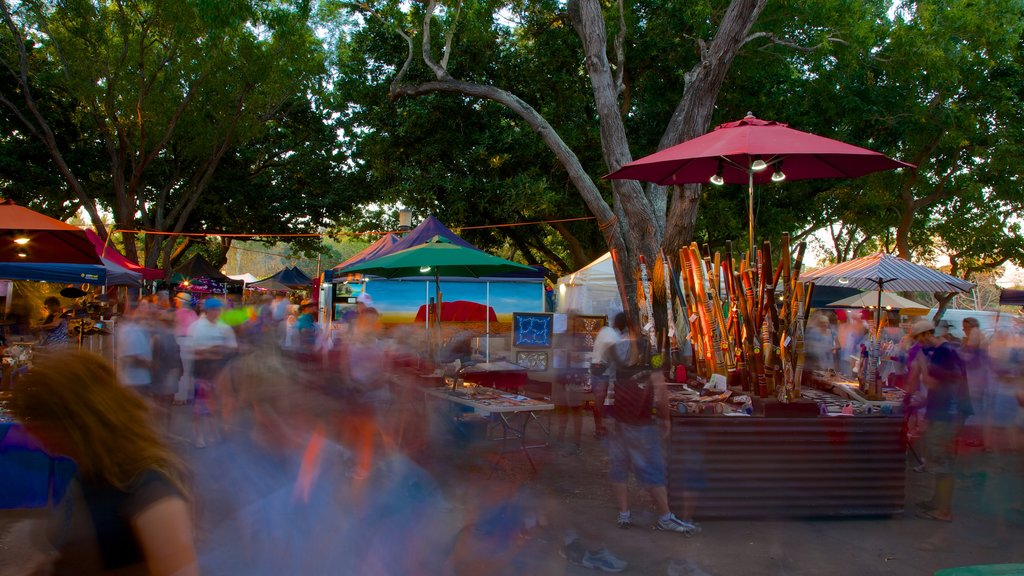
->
[655, 515, 698, 535]
[582, 548, 628, 572]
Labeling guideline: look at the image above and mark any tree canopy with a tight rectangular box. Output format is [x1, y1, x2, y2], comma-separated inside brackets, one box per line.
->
[2, 0, 1022, 318]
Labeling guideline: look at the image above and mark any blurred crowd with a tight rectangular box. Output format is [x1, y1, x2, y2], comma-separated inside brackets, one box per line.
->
[4, 293, 1022, 574]
[5, 293, 663, 575]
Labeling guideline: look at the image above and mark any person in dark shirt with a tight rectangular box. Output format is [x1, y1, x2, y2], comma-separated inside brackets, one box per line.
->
[604, 333, 697, 534]
[909, 320, 971, 522]
[8, 351, 197, 575]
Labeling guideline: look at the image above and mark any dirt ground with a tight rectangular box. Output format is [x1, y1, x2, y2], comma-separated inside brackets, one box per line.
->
[3, 396, 1023, 576]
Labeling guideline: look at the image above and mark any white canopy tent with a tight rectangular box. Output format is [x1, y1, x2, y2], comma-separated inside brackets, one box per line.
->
[228, 273, 259, 288]
[556, 252, 622, 318]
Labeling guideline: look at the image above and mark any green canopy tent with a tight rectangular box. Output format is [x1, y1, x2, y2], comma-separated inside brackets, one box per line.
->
[340, 235, 535, 359]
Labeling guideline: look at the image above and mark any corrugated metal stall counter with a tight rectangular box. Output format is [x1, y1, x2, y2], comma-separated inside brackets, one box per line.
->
[667, 415, 907, 518]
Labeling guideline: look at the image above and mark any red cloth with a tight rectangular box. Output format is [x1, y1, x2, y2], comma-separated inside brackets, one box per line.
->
[84, 229, 164, 280]
[414, 300, 498, 322]
[461, 371, 527, 391]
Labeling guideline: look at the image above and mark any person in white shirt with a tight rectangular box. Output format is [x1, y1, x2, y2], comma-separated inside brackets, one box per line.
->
[590, 313, 626, 438]
[186, 298, 237, 448]
[117, 304, 154, 394]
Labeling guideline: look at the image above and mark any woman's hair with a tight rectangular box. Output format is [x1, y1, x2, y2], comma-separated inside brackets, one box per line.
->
[963, 317, 980, 329]
[43, 296, 61, 308]
[8, 351, 189, 498]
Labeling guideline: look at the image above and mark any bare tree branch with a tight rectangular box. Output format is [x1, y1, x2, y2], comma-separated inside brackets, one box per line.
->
[742, 31, 848, 52]
[421, 0, 450, 80]
[439, 0, 461, 72]
[349, 2, 415, 93]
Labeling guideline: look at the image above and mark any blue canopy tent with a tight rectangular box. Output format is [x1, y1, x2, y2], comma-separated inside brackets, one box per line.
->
[252, 266, 313, 290]
[0, 261, 106, 285]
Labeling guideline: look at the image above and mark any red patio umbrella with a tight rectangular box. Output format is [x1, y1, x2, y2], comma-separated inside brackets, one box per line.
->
[605, 113, 915, 258]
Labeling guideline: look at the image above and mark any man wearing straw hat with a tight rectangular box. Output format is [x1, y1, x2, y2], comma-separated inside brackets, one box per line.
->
[909, 320, 972, 523]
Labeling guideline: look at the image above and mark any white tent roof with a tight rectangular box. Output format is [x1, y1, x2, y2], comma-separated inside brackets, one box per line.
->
[228, 273, 259, 284]
[556, 252, 622, 317]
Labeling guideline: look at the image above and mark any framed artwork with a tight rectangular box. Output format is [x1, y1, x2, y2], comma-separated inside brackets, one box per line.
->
[572, 315, 607, 350]
[516, 351, 549, 372]
[512, 312, 554, 349]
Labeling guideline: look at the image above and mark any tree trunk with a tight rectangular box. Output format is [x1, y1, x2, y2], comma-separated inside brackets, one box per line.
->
[895, 201, 913, 260]
[389, 0, 766, 332]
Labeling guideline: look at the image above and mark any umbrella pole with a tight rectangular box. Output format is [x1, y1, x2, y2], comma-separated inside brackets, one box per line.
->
[748, 171, 755, 265]
[870, 279, 884, 397]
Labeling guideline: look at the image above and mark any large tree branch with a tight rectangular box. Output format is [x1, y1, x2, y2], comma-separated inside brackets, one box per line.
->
[391, 79, 614, 230]
[660, 0, 767, 150]
[910, 149, 968, 212]
[568, 0, 661, 253]
[612, 0, 626, 97]
[550, 220, 589, 270]
[0, 0, 107, 238]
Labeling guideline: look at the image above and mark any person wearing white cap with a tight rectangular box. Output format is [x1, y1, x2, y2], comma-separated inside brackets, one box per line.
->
[186, 298, 238, 447]
[908, 319, 971, 522]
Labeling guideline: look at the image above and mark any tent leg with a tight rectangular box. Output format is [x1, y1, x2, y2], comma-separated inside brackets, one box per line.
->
[486, 282, 490, 363]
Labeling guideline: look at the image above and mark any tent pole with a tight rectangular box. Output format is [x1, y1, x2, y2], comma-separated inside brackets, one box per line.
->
[435, 271, 442, 364]
[424, 281, 430, 354]
[486, 282, 490, 362]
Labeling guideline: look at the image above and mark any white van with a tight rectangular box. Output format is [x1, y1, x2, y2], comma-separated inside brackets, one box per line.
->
[927, 308, 1022, 339]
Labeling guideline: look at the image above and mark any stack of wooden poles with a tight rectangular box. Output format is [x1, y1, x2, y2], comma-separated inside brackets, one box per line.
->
[655, 233, 815, 400]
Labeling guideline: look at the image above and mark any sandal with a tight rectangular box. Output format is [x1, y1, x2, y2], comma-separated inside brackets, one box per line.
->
[915, 510, 952, 523]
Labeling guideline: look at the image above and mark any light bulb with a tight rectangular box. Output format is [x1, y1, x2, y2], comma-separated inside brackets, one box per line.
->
[420, 266, 432, 273]
[751, 160, 768, 172]
[771, 170, 786, 182]
[709, 174, 725, 186]
[13, 237, 29, 245]
[838, 277, 849, 284]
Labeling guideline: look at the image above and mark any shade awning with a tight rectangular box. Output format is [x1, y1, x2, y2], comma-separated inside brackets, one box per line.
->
[800, 253, 974, 293]
[826, 291, 929, 315]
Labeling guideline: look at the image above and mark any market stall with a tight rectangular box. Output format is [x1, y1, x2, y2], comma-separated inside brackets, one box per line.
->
[424, 384, 552, 471]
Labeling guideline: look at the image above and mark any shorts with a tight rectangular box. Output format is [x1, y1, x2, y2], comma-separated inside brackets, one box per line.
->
[591, 374, 609, 403]
[193, 378, 216, 416]
[152, 368, 182, 397]
[551, 382, 585, 408]
[608, 422, 666, 487]
[923, 420, 959, 475]
[985, 386, 1023, 427]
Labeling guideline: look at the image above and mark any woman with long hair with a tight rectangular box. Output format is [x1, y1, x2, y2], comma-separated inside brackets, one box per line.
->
[8, 350, 197, 576]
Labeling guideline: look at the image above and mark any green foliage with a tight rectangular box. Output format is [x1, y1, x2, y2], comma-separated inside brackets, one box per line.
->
[0, 0, 353, 267]
[329, 0, 605, 272]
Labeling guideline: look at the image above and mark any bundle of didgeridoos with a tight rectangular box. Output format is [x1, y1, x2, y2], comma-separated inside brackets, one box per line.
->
[671, 234, 813, 398]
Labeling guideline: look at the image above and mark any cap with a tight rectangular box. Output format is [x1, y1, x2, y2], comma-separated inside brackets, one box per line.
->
[203, 298, 224, 310]
[909, 320, 935, 337]
[356, 293, 373, 306]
